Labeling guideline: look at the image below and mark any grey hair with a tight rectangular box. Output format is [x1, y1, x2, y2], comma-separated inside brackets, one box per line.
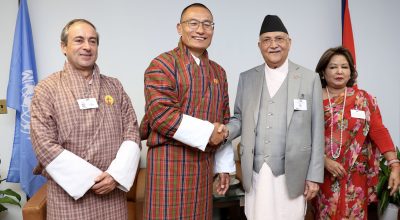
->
[60, 19, 99, 45]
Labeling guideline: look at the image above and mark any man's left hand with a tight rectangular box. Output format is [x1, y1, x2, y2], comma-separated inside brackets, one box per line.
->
[303, 180, 319, 200]
[216, 173, 230, 195]
[92, 172, 117, 195]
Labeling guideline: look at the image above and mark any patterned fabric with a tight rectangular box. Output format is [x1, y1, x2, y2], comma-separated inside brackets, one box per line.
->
[141, 40, 230, 219]
[31, 62, 140, 220]
[313, 86, 394, 220]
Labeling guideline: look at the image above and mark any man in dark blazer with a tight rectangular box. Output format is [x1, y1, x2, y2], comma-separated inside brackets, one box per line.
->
[225, 15, 324, 219]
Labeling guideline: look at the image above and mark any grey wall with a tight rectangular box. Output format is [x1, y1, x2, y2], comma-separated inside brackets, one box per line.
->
[0, 1, 398, 218]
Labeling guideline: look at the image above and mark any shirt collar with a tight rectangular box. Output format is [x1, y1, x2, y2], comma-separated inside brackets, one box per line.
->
[265, 58, 289, 75]
[191, 54, 201, 65]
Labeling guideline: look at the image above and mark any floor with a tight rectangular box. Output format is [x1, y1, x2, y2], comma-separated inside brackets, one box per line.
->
[212, 203, 399, 220]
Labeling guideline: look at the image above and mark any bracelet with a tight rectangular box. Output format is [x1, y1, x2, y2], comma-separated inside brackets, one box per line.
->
[387, 159, 400, 167]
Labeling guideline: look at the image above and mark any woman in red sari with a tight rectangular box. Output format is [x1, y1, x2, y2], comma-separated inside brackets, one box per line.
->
[313, 46, 400, 219]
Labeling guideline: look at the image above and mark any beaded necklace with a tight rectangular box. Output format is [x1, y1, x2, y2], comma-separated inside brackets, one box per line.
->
[326, 87, 347, 159]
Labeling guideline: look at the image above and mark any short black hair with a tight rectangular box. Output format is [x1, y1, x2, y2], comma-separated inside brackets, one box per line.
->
[180, 3, 213, 22]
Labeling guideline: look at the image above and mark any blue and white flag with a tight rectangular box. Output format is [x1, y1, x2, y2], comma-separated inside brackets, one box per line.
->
[6, 0, 46, 198]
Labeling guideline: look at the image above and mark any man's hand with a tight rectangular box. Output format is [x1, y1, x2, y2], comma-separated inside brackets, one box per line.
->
[209, 123, 228, 146]
[216, 173, 230, 195]
[92, 172, 117, 195]
[303, 180, 319, 200]
[218, 123, 229, 139]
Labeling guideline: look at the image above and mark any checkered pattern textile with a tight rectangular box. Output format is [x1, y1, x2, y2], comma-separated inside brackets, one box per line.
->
[31, 62, 140, 220]
[141, 41, 230, 219]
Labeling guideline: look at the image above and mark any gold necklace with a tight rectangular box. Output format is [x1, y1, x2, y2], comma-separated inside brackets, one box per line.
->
[326, 87, 347, 159]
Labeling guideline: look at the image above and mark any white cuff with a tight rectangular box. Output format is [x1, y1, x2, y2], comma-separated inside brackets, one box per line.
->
[106, 141, 140, 192]
[45, 150, 102, 200]
[172, 114, 214, 151]
[214, 141, 236, 174]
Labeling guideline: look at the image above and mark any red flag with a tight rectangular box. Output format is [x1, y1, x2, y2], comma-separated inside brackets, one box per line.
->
[342, 0, 356, 66]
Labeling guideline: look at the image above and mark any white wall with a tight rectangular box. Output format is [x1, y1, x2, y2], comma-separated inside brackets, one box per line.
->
[0, 1, 398, 219]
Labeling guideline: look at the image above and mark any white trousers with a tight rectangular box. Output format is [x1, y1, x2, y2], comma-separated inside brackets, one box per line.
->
[244, 163, 306, 220]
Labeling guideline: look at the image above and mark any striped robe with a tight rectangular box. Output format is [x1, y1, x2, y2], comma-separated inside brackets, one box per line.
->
[30, 62, 140, 220]
[141, 41, 230, 219]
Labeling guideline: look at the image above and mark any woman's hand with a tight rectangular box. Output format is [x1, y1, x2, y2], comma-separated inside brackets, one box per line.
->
[383, 151, 400, 195]
[388, 165, 400, 195]
[324, 157, 347, 179]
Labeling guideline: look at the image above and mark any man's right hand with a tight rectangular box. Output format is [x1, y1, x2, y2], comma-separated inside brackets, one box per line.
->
[208, 122, 228, 146]
[92, 172, 117, 195]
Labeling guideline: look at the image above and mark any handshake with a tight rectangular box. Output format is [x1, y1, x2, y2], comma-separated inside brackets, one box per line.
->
[208, 122, 229, 146]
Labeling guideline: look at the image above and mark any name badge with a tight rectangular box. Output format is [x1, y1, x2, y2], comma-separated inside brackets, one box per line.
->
[294, 99, 307, 111]
[351, 109, 365, 119]
[77, 98, 99, 110]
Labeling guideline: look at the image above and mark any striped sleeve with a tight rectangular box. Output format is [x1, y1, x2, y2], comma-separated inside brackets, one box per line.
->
[144, 54, 183, 138]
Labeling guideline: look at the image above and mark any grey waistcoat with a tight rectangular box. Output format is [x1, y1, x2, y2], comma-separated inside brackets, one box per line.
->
[253, 76, 288, 176]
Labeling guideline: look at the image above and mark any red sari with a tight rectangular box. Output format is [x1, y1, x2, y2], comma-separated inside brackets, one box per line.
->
[313, 86, 395, 220]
